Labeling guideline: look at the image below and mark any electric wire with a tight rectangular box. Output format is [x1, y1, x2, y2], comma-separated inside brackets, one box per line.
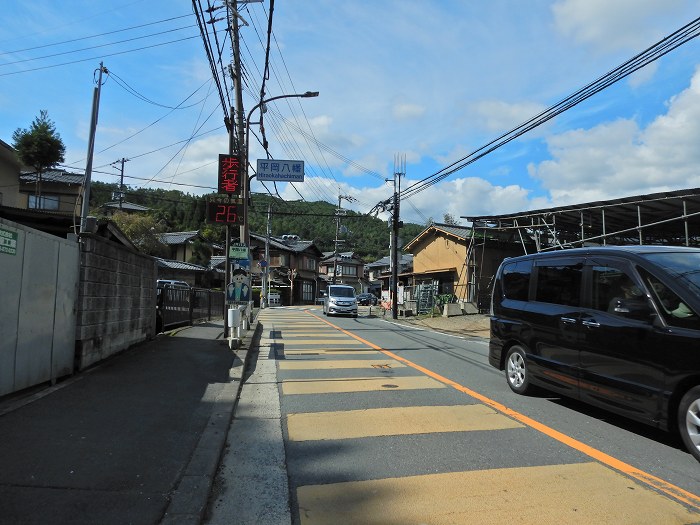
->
[0, 25, 196, 67]
[398, 16, 700, 202]
[0, 35, 200, 77]
[0, 14, 193, 56]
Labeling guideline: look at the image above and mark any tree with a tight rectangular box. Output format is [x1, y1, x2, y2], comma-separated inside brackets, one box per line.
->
[12, 110, 66, 205]
[189, 239, 212, 266]
[110, 212, 170, 258]
[443, 213, 460, 225]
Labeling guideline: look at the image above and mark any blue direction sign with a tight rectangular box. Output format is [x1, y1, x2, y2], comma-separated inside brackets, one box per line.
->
[256, 159, 304, 182]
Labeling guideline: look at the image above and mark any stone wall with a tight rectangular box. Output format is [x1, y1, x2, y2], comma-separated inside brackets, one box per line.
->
[75, 234, 158, 370]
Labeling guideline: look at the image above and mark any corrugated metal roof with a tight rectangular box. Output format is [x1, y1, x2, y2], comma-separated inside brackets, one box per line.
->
[465, 187, 700, 249]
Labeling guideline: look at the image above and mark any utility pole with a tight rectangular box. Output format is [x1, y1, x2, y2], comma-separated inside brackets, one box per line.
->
[222, 0, 247, 336]
[332, 194, 355, 284]
[116, 158, 128, 210]
[390, 155, 405, 320]
[262, 202, 271, 308]
[80, 62, 106, 234]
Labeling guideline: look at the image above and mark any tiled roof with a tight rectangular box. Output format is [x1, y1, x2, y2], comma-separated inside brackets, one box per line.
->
[404, 223, 471, 251]
[366, 253, 413, 268]
[156, 258, 207, 272]
[432, 223, 472, 239]
[102, 201, 150, 212]
[209, 255, 226, 269]
[20, 169, 84, 185]
[157, 231, 201, 245]
[250, 233, 320, 254]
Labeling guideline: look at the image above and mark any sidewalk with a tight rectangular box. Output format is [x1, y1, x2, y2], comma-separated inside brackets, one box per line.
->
[0, 318, 259, 525]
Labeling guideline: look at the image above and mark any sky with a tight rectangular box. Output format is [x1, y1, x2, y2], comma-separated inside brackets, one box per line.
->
[2, 0, 700, 226]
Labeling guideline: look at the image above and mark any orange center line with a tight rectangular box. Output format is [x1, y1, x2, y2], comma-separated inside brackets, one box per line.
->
[302, 309, 700, 509]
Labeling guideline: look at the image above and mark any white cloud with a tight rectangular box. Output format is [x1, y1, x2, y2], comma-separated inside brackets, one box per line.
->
[552, 0, 689, 53]
[468, 100, 549, 133]
[529, 66, 700, 205]
[392, 103, 426, 120]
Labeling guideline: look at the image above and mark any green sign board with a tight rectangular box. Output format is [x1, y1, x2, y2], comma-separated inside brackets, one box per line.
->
[229, 242, 249, 259]
[0, 227, 17, 256]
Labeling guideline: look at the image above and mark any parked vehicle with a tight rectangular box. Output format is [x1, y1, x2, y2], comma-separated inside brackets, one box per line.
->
[323, 284, 358, 317]
[357, 292, 378, 306]
[488, 246, 700, 461]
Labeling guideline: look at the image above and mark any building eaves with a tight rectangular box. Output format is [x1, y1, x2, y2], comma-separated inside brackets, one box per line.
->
[20, 169, 84, 186]
[157, 231, 201, 245]
[404, 223, 471, 251]
[102, 201, 150, 212]
[156, 258, 208, 272]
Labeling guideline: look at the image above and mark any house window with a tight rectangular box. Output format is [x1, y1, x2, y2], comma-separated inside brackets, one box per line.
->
[28, 194, 60, 210]
[341, 265, 357, 276]
[303, 282, 313, 301]
[303, 257, 316, 271]
[271, 254, 287, 266]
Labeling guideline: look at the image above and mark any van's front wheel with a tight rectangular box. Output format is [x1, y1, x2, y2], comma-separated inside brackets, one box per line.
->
[678, 386, 700, 462]
[505, 345, 532, 395]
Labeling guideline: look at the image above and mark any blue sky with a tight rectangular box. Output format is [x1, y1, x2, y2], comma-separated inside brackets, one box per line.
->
[1, 1, 699, 225]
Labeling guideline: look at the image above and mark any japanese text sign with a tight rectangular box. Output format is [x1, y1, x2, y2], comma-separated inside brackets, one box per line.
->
[218, 154, 242, 196]
[256, 159, 304, 182]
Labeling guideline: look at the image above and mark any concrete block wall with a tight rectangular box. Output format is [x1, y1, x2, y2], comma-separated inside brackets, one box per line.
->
[75, 234, 158, 370]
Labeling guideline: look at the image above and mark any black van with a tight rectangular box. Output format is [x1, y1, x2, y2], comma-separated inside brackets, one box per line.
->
[488, 246, 700, 461]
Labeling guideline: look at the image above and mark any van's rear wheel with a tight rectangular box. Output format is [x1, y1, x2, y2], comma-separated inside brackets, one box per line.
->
[678, 386, 700, 462]
[505, 345, 532, 395]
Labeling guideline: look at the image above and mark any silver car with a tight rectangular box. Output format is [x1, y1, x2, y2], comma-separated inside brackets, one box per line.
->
[323, 285, 358, 317]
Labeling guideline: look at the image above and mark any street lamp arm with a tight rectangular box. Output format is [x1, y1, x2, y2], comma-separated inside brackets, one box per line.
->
[246, 91, 319, 124]
[245, 90, 318, 309]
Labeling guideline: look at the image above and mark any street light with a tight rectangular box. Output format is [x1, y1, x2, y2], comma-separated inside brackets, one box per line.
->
[243, 91, 319, 308]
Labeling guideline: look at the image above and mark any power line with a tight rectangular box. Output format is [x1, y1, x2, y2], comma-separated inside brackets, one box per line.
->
[398, 16, 700, 202]
[0, 35, 200, 77]
[0, 25, 196, 67]
[0, 14, 193, 56]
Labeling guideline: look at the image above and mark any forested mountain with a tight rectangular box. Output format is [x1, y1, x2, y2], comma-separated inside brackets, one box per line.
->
[89, 181, 425, 261]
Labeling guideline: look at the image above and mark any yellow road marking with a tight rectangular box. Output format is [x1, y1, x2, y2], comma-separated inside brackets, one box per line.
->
[279, 359, 405, 370]
[281, 350, 378, 355]
[282, 376, 446, 395]
[272, 333, 351, 338]
[297, 462, 700, 525]
[304, 310, 700, 509]
[287, 404, 522, 441]
[270, 339, 365, 345]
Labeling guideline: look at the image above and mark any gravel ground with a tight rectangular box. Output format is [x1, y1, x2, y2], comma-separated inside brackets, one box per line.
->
[376, 309, 491, 339]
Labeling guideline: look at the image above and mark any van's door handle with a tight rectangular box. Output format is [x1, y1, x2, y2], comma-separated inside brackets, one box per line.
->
[582, 320, 600, 328]
[560, 317, 578, 324]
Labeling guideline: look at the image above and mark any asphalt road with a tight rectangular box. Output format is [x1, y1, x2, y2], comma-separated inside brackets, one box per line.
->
[235, 306, 700, 524]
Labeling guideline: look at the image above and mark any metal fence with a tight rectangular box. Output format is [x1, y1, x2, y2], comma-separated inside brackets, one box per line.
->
[157, 287, 224, 332]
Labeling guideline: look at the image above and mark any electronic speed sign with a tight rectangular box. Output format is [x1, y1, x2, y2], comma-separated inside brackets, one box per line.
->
[206, 195, 245, 225]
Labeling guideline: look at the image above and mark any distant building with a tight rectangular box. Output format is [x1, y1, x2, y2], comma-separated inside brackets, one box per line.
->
[318, 251, 368, 292]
